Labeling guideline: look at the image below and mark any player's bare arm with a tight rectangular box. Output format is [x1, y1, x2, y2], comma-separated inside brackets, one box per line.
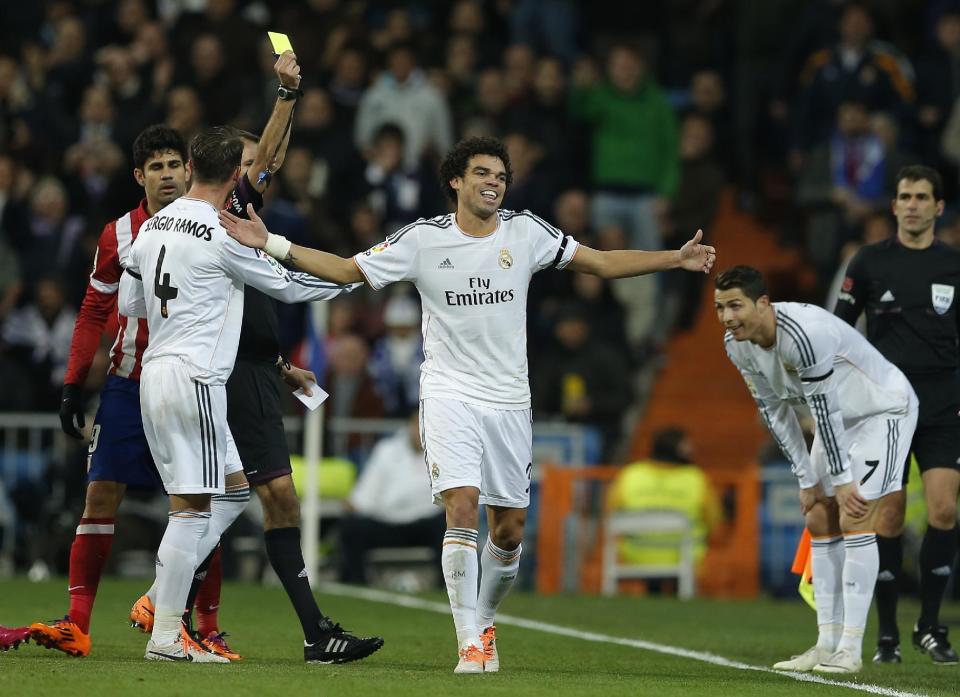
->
[219, 204, 364, 285]
[566, 229, 716, 278]
[248, 50, 301, 193]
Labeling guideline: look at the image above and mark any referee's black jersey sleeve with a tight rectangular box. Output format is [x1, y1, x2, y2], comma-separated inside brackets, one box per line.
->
[232, 171, 274, 362]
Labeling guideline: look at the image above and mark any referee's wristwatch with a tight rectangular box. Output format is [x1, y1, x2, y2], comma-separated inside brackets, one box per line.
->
[277, 85, 302, 101]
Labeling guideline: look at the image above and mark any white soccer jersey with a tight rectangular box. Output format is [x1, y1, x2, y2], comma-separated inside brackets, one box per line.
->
[724, 302, 914, 488]
[123, 197, 357, 384]
[354, 209, 580, 408]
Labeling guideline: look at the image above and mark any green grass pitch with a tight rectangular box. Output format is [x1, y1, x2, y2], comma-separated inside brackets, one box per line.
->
[0, 578, 956, 697]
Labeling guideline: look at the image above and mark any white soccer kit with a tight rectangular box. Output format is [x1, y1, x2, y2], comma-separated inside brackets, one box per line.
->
[725, 302, 917, 499]
[355, 210, 579, 506]
[124, 196, 357, 494]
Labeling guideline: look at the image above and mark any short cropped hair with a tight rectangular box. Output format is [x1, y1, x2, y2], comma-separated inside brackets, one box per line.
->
[132, 125, 187, 171]
[188, 126, 243, 184]
[895, 165, 944, 201]
[439, 136, 513, 203]
[714, 265, 768, 302]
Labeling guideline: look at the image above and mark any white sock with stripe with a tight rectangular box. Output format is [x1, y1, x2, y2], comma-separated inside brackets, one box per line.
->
[146, 485, 250, 605]
[836, 533, 878, 658]
[811, 534, 844, 652]
[151, 511, 210, 646]
[442, 528, 480, 647]
[476, 536, 521, 630]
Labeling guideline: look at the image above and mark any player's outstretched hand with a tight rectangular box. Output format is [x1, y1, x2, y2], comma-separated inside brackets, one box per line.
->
[678, 229, 716, 274]
[274, 49, 301, 89]
[59, 384, 86, 440]
[220, 204, 269, 249]
[281, 364, 317, 396]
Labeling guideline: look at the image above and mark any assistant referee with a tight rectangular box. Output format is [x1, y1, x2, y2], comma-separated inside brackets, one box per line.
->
[834, 165, 960, 666]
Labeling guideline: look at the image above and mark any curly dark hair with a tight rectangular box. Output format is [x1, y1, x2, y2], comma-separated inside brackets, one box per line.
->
[438, 136, 513, 203]
[132, 125, 188, 171]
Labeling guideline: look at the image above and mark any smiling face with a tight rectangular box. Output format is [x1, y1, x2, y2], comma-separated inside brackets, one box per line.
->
[135, 148, 187, 211]
[714, 287, 770, 344]
[451, 154, 507, 220]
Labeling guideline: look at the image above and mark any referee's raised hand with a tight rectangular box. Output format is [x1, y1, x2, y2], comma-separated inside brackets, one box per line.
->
[274, 49, 301, 89]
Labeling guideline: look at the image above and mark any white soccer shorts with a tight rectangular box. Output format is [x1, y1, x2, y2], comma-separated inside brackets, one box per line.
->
[420, 397, 533, 508]
[140, 358, 242, 495]
[811, 393, 918, 501]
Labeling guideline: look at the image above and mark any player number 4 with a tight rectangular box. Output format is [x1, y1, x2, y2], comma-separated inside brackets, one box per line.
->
[154, 245, 179, 317]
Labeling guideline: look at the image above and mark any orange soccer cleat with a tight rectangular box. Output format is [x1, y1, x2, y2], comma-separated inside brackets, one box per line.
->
[201, 631, 243, 661]
[129, 594, 155, 633]
[481, 625, 499, 672]
[29, 617, 91, 657]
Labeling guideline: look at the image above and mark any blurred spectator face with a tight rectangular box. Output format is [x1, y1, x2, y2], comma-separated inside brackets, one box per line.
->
[329, 297, 358, 337]
[555, 315, 590, 350]
[680, 114, 715, 160]
[573, 272, 604, 301]
[298, 88, 334, 130]
[132, 22, 168, 63]
[839, 5, 873, 48]
[837, 102, 870, 137]
[166, 87, 203, 135]
[0, 56, 18, 98]
[504, 44, 535, 99]
[690, 70, 725, 113]
[446, 35, 477, 81]
[31, 178, 68, 224]
[0, 155, 13, 192]
[384, 9, 413, 44]
[192, 34, 225, 82]
[388, 46, 416, 83]
[117, 0, 149, 37]
[862, 213, 894, 244]
[503, 132, 537, 178]
[101, 47, 137, 91]
[370, 126, 405, 172]
[206, 0, 235, 22]
[80, 85, 114, 126]
[282, 148, 314, 193]
[870, 112, 898, 149]
[35, 278, 66, 321]
[607, 46, 645, 93]
[53, 17, 87, 62]
[597, 224, 627, 250]
[334, 47, 367, 87]
[450, 0, 484, 35]
[407, 410, 423, 450]
[533, 57, 565, 104]
[937, 13, 960, 52]
[554, 190, 589, 235]
[330, 334, 369, 375]
[136, 147, 187, 209]
[476, 68, 506, 115]
[351, 204, 382, 246]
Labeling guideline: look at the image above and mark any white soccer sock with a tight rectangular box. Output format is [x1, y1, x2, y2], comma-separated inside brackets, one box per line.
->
[151, 511, 210, 646]
[476, 536, 521, 630]
[145, 486, 250, 605]
[811, 534, 844, 652]
[442, 528, 480, 647]
[837, 533, 878, 657]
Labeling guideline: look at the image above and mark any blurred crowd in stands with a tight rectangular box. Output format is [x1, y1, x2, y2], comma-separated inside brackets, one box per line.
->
[4, 0, 960, 463]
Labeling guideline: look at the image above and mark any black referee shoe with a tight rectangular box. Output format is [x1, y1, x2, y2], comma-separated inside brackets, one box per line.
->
[872, 636, 901, 664]
[912, 624, 959, 665]
[304, 617, 384, 664]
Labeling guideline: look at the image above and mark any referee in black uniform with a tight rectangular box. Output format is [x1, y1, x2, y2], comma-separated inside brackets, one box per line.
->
[835, 165, 960, 665]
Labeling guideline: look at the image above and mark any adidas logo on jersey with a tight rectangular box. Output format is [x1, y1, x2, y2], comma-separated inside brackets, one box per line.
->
[438, 258, 455, 269]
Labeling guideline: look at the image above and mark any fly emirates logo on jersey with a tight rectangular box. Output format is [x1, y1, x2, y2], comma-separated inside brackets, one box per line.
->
[142, 214, 214, 241]
[444, 276, 516, 307]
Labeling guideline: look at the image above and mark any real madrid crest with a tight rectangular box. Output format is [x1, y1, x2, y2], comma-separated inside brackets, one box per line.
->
[499, 248, 513, 269]
[431, 462, 440, 480]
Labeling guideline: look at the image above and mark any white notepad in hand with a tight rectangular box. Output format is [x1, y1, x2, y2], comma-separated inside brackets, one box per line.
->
[293, 380, 329, 411]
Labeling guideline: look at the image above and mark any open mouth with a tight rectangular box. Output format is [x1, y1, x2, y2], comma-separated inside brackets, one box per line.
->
[480, 189, 498, 202]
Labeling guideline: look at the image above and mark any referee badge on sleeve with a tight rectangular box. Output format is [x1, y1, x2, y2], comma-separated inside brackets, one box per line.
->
[932, 284, 954, 315]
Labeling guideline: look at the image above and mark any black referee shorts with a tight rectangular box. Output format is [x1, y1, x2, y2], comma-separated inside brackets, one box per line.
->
[903, 373, 960, 484]
[226, 359, 292, 485]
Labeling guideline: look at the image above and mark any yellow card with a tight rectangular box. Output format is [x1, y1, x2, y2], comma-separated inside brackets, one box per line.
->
[268, 31, 294, 56]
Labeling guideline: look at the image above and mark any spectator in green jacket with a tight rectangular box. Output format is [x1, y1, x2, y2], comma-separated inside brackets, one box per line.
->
[570, 44, 680, 253]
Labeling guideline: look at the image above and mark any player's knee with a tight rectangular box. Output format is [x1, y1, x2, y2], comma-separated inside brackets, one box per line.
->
[926, 497, 958, 529]
[805, 500, 839, 537]
[875, 502, 906, 537]
[83, 481, 125, 517]
[443, 492, 479, 529]
[256, 476, 301, 529]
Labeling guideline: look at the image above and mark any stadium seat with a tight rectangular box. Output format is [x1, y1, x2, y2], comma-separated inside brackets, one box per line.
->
[601, 509, 696, 598]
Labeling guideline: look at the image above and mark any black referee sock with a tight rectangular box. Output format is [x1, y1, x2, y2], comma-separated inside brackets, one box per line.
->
[182, 544, 218, 627]
[875, 535, 902, 641]
[918, 525, 959, 630]
[265, 527, 323, 644]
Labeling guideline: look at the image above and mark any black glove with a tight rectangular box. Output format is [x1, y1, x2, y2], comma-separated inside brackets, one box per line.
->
[59, 383, 86, 439]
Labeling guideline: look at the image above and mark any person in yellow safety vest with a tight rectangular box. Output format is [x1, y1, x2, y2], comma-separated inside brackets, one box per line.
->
[607, 427, 722, 567]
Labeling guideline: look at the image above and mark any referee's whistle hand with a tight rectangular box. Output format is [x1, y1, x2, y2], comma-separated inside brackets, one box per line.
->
[282, 365, 316, 395]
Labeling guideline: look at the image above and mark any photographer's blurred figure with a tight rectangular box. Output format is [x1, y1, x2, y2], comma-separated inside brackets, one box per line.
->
[338, 410, 444, 587]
